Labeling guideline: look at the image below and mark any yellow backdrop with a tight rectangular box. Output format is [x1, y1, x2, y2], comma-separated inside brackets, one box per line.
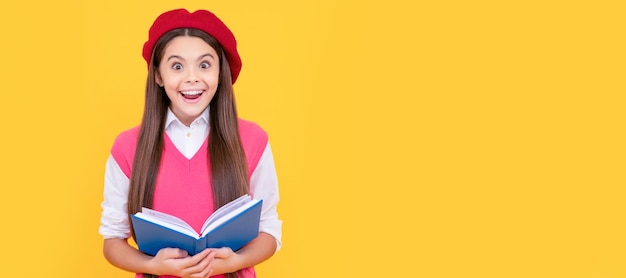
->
[0, 0, 624, 277]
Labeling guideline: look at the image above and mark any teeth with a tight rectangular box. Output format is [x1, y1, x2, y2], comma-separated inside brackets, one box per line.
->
[181, 90, 203, 95]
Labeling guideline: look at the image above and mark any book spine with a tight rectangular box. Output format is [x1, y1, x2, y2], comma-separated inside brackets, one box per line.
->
[195, 237, 206, 255]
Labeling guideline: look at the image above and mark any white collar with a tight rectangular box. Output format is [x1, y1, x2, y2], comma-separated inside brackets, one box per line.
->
[165, 107, 210, 129]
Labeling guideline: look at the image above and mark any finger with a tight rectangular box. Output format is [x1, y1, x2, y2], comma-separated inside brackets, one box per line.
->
[199, 268, 214, 278]
[211, 247, 233, 258]
[187, 249, 215, 268]
[174, 250, 211, 274]
[203, 255, 216, 277]
[159, 247, 189, 259]
[189, 261, 214, 278]
[185, 251, 215, 277]
[193, 248, 213, 261]
[168, 248, 188, 259]
[176, 249, 189, 258]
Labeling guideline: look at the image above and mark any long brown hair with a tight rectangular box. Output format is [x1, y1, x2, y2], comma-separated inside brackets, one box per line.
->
[128, 28, 248, 278]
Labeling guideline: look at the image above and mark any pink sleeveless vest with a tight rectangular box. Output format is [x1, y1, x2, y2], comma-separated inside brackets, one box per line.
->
[111, 119, 268, 278]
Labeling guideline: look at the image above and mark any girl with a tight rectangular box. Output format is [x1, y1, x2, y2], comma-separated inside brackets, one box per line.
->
[99, 9, 282, 278]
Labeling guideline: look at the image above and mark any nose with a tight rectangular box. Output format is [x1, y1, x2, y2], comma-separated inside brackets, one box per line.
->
[185, 68, 200, 83]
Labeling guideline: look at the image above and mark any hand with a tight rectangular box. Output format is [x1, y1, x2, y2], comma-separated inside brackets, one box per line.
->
[149, 248, 216, 278]
[206, 247, 241, 275]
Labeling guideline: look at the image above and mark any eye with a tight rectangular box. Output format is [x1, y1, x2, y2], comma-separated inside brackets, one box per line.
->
[200, 62, 211, 69]
[171, 63, 183, 70]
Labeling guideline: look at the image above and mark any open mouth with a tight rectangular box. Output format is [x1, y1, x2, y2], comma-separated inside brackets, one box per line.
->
[180, 90, 204, 100]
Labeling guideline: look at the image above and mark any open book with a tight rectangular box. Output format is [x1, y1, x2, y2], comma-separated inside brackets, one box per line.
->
[131, 194, 262, 256]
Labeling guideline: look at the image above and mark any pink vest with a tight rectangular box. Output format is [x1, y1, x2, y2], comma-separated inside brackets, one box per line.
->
[111, 119, 268, 278]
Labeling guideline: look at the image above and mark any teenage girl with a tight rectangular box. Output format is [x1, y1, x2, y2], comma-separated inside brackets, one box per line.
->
[99, 8, 282, 278]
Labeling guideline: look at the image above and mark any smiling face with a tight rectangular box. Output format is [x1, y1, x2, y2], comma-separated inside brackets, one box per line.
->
[156, 36, 220, 126]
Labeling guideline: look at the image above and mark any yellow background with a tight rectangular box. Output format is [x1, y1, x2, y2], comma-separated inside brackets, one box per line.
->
[0, 0, 624, 277]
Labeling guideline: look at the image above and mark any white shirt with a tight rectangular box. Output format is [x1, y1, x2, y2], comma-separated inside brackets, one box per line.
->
[99, 108, 282, 251]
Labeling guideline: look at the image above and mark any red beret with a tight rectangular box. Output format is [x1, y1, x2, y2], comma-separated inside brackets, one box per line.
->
[142, 9, 242, 83]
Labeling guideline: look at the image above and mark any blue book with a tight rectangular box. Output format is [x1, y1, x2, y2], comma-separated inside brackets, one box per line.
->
[131, 195, 262, 256]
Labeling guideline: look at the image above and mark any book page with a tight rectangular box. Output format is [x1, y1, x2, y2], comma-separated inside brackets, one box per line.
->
[201, 197, 261, 237]
[136, 208, 199, 238]
[200, 195, 251, 232]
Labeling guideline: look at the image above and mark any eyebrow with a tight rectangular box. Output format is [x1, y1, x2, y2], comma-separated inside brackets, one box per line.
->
[166, 53, 216, 62]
